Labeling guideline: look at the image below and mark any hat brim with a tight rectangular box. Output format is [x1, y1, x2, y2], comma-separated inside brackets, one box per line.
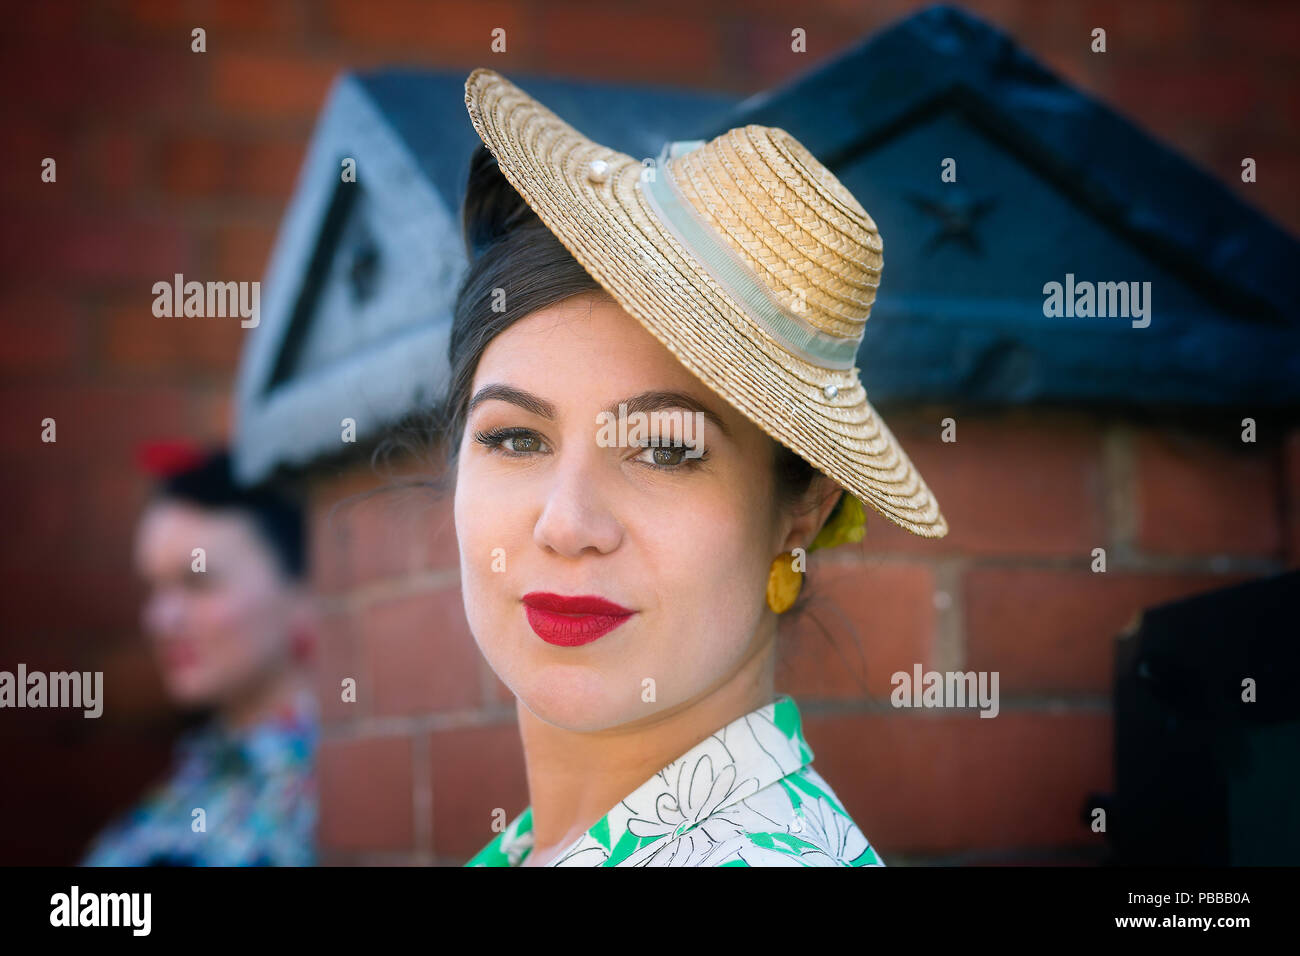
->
[464, 68, 947, 538]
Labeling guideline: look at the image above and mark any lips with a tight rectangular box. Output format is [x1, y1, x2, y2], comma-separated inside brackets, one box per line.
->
[159, 641, 200, 669]
[521, 592, 635, 647]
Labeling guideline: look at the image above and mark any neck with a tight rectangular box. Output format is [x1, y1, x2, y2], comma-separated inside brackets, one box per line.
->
[516, 622, 778, 866]
[217, 665, 313, 736]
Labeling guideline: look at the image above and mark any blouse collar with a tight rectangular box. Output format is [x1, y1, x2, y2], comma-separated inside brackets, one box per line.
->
[471, 693, 815, 866]
[176, 689, 319, 778]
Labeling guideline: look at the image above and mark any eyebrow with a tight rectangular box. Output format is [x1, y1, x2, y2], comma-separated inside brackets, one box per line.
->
[467, 384, 732, 439]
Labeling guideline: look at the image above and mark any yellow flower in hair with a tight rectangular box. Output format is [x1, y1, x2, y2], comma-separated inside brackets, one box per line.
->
[808, 492, 866, 553]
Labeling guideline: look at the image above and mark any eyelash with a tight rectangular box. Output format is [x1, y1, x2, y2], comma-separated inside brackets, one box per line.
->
[472, 426, 708, 472]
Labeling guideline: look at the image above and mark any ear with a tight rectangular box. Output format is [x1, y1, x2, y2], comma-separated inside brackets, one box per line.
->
[779, 473, 844, 555]
[285, 588, 320, 661]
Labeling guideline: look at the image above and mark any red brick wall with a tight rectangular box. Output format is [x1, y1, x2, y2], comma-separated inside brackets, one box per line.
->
[1, 0, 1296, 864]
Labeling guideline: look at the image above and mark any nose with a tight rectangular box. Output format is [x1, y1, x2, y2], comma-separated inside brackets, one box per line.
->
[533, 446, 623, 558]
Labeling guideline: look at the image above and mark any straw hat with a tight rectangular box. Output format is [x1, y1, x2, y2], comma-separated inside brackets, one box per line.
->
[463, 68, 947, 539]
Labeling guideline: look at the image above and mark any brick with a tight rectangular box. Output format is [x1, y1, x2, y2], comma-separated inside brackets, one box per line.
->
[358, 589, 480, 717]
[741, 15, 874, 88]
[157, 134, 239, 198]
[1109, 63, 1269, 130]
[308, 495, 354, 596]
[208, 0, 310, 34]
[1088, 0, 1201, 52]
[159, 134, 304, 200]
[0, 727, 174, 864]
[539, 9, 723, 84]
[1135, 429, 1282, 557]
[0, 0, 88, 38]
[312, 610, 361, 723]
[93, 638, 175, 724]
[340, 474, 459, 585]
[777, 560, 935, 699]
[336, 485, 418, 585]
[317, 734, 414, 851]
[738, 0, 900, 20]
[1014, 0, 1093, 43]
[0, 384, 197, 461]
[0, 212, 198, 285]
[0, 468, 80, 568]
[0, 42, 196, 118]
[102, 297, 247, 374]
[307, 464, 391, 594]
[863, 412, 1107, 557]
[414, 485, 461, 573]
[429, 723, 528, 860]
[2, 610, 118, 676]
[79, 127, 150, 198]
[209, 51, 343, 120]
[212, 219, 278, 281]
[323, 0, 526, 57]
[195, 388, 233, 439]
[0, 289, 83, 374]
[965, 568, 1250, 695]
[127, 0, 192, 31]
[0, 568, 141, 641]
[0, 122, 79, 208]
[803, 709, 1112, 855]
[1211, 1, 1300, 61]
[75, 464, 152, 555]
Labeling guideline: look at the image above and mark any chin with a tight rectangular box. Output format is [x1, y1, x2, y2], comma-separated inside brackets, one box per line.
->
[513, 663, 646, 732]
[162, 673, 216, 709]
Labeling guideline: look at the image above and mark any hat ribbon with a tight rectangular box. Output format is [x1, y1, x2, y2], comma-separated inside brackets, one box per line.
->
[635, 139, 861, 371]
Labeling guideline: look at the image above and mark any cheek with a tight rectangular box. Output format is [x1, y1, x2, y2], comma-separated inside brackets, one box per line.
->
[454, 463, 525, 661]
[641, 508, 770, 682]
[192, 586, 288, 675]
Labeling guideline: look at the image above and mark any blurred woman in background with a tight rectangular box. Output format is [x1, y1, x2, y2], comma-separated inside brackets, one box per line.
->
[81, 444, 319, 866]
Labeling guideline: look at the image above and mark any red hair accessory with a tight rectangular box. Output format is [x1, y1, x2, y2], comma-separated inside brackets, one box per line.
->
[135, 439, 208, 478]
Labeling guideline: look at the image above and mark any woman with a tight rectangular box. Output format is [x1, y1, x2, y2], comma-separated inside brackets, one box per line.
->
[442, 69, 947, 866]
[81, 445, 319, 866]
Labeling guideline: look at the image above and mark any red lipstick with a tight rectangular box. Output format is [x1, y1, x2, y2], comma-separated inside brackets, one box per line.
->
[160, 641, 200, 670]
[521, 592, 636, 647]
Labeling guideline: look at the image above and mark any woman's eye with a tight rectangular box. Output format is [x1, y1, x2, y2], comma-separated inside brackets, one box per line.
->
[474, 426, 706, 471]
[474, 427, 547, 457]
[634, 441, 703, 470]
[504, 434, 539, 452]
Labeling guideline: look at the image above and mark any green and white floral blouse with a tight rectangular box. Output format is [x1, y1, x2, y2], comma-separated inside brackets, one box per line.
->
[466, 694, 884, 867]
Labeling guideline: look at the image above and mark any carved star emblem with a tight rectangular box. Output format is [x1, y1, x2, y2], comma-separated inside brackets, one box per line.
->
[905, 188, 998, 255]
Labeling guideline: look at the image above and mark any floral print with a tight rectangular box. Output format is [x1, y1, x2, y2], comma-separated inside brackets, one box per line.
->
[466, 694, 883, 867]
[80, 694, 318, 867]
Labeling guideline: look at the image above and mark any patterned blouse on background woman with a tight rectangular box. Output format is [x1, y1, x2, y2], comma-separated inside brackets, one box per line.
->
[80, 696, 318, 867]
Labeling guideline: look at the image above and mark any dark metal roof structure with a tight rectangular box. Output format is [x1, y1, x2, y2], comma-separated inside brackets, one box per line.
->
[234, 5, 1299, 483]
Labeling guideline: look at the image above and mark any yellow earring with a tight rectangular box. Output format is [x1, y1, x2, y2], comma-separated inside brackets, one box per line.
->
[766, 551, 803, 614]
